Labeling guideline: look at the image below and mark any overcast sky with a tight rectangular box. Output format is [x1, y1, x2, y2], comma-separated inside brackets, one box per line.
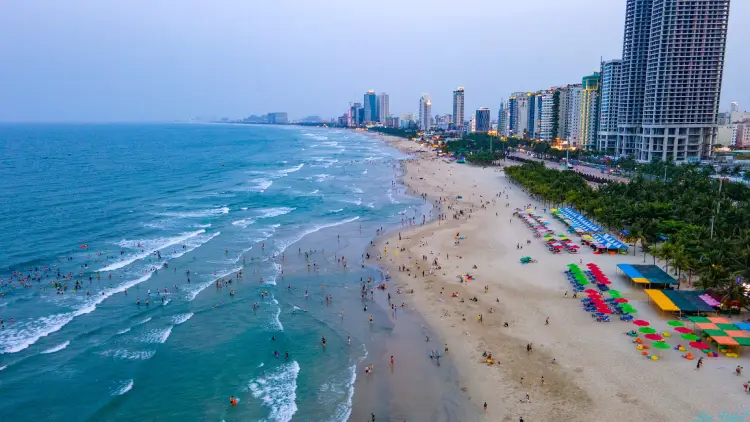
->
[0, 0, 747, 122]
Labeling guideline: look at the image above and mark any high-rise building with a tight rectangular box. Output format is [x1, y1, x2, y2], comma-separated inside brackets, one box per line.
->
[580, 72, 601, 149]
[377, 93, 389, 124]
[364, 90, 378, 123]
[419, 95, 432, 131]
[617, 0, 731, 162]
[348, 103, 363, 127]
[730, 102, 740, 113]
[515, 94, 531, 139]
[567, 85, 583, 146]
[452, 88, 465, 130]
[474, 108, 491, 133]
[267, 112, 288, 124]
[597, 60, 622, 153]
[508, 92, 525, 137]
[556, 85, 571, 140]
[540, 91, 556, 141]
[498, 101, 508, 137]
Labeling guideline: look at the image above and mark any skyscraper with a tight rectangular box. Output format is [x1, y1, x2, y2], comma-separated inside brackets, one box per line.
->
[597, 60, 622, 153]
[540, 90, 556, 141]
[364, 90, 378, 123]
[580, 72, 601, 149]
[419, 95, 432, 131]
[377, 93, 389, 124]
[474, 108, 491, 133]
[498, 101, 507, 137]
[567, 85, 583, 146]
[452, 88, 465, 130]
[508, 92, 525, 137]
[617, 0, 731, 161]
[516, 94, 531, 139]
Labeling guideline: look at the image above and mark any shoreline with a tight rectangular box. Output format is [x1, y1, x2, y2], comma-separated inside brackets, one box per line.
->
[367, 133, 750, 421]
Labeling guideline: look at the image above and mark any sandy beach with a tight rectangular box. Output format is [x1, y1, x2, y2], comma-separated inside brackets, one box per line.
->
[368, 134, 750, 422]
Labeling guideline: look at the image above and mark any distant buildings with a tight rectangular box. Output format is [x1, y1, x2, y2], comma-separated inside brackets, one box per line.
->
[267, 112, 289, 124]
[377, 93, 389, 124]
[348, 103, 363, 127]
[498, 101, 508, 136]
[730, 102, 740, 114]
[473, 108, 491, 133]
[539, 90, 555, 141]
[364, 90, 378, 123]
[419, 95, 432, 131]
[566, 85, 583, 147]
[452, 88, 465, 130]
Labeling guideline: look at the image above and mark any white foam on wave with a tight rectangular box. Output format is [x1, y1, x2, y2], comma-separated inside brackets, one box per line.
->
[304, 133, 328, 141]
[250, 178, 274, 192]
[140, 327, 172, 344]
[172, 313, 194, 325]
[274, 216, 360, 255]
[117, 328, 131, 335]
[388, 190, 401, 204]
[329, 208, 343, 213]
[41, 340, 70, 354]
[113, 379, 134, 396]
[248, 360, 300, 422]
[321, 364, 357, 422]
[270, 297, 283, 330]
[161, 207, 229, 219]
[232, 217, 256, 228]
[314, 174, 332, 183]
[341, 198, 362, 206]
[186, 266, 242, 301]
[276, 163, 304, 175]
[100, 348, 156, 360]
[101, 229, 207, 272]
[258, 207, 295, 219]
[0, 365, 6, 371]
[137, 317, 152, 325]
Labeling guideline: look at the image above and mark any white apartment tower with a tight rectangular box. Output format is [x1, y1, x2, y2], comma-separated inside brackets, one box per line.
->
[540, 90, 556, 141]
[567, 85, 583, 146]
[377, 93, 389, 124]
[617, 0, 731, 161]
[419, 94, 432, 131]
[452, 88, 465, 130]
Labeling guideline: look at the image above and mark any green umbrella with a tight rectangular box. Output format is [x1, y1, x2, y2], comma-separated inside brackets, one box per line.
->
[666, 320, 684, 327]
[607, 290, 621, 296]
[639, 327, 657, 334]
[652, 341, 670, 349]
[622, 308, 638, 314]
[681, 333, 700, 341]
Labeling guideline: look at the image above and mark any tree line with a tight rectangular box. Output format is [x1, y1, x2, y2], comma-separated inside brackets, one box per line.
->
[505, 162, 750, 308]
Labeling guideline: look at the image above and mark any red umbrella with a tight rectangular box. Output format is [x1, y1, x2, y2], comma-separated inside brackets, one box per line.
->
[644, 334, 663, 341]
[584, 289, 598, 294]
[689, 341, 711, 350]
[633, 320, 650, 327]
[598, 280, 612, 285]
[674, 327, 692, 334]
[614, 298, 629, 303]
[597, 308, 613, 314]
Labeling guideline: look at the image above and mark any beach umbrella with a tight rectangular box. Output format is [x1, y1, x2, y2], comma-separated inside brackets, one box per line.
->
[639, 327, 657, 334]
[689, 341, 711, 350]
[621, 308, 638, 314]
[666, 320, 684, 327]
[607, 290, 621, 296]
[633, 320, 650, 327]
[681, 334, 700, 341]
[584, 289, 599, 294]
[651, 341, 670, 350]
[674, 327, 692, 334]
[614, 298, 629, 303]
[645, 334, 663, 341]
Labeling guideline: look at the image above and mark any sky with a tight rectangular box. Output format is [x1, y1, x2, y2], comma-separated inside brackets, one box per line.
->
[0, 0, 747, 122]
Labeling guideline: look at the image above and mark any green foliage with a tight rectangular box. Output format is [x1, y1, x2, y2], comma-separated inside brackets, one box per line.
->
[505, 163, 750, 306]
[367, 127, 418, 139]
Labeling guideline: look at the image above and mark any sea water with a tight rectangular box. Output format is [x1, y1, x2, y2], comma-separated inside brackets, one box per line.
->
[0, 123, 426, 421]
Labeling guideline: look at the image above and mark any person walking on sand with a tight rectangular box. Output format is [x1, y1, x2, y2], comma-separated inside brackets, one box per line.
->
[696, 357, 703, 370]
[545, 317, 549, 325]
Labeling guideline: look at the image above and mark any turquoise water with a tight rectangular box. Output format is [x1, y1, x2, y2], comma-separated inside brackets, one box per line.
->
[0, 124, 424, 421]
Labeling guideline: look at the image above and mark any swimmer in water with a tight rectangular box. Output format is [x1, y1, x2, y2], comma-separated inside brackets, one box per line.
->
[321, 336, 326, 347]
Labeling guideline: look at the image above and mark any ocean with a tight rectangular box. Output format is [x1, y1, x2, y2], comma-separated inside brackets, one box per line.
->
[0, 123, 428, 421]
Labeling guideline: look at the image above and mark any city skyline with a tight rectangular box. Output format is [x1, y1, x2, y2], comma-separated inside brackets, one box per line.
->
[0, 0, 747, 122]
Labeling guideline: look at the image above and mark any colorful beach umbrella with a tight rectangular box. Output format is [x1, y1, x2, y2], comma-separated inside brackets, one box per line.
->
[651, 341, 670, 349]
[666, 320, 684, 327]
[644, 334, 663, 341]
[633, 320, 650, 327]
[689, 341, 711, 350]
[614, 298, 629, 303]
[674, 327, 692, 334]
[681, 334, 700, 341]
[607, 290, 622, 296]
[584, 289, 598, 294]
[621, 308, 638, 314]
[639, 327, 656, 334]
